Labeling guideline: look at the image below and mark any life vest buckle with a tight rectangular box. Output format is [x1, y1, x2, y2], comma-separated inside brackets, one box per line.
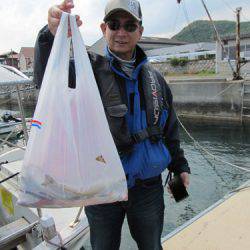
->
[132, 129, 149, 144]
[131, 126, 163, 144]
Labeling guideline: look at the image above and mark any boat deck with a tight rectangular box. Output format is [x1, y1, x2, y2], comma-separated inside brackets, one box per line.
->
[162, 181, 250, 250]
[0, 159, 87, 232]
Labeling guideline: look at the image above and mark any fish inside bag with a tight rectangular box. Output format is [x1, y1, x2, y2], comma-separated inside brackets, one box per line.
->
[17, 13, 128, 208]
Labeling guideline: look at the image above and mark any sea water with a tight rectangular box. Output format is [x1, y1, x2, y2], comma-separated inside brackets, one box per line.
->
[1, 106, 249, 249]
[120, 122, 250, 250]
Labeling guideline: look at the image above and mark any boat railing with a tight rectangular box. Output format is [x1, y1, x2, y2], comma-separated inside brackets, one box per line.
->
[0, 65, 90, 248]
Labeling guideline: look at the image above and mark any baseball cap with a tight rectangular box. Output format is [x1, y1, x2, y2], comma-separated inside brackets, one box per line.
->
[104, 0, 142, 22]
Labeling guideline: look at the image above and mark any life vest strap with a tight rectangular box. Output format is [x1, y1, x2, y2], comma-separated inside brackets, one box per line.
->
[132, 126, 163, 144]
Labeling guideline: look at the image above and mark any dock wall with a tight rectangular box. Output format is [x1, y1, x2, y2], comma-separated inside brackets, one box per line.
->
[167, 78, 244, 124]
[0, 80, 247, 124]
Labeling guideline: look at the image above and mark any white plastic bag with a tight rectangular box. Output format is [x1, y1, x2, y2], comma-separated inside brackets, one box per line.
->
[18, 13, 128, 208]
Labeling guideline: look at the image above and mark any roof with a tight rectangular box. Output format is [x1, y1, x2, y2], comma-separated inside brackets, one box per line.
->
[19, 47, 34, 59]
[14, 54, 19, 59]
[0, 51, 18, 58]
[221, 33, 250, 42]
[7, 54, 19, 59]
[139, 36, 186, 45]
[146, 42, 215, 57]
[88, 36, 186, 56]
[0, 65, 32, 86]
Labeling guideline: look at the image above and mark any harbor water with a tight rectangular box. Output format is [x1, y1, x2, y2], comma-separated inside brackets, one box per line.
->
[0, 105, 250, 249]
[119, 121, 250, 249]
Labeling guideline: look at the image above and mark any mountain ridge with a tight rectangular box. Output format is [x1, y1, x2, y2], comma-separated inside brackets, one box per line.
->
[172, 20, 250, 43]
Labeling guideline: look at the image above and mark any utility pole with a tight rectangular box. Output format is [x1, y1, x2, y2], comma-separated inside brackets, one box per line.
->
[234, 7, 242, 80]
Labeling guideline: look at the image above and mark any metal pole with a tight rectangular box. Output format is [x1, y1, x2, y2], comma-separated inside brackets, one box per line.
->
[70, 206, 84, 227]
[16, 85, 29, 144]
[37, 208, 42, 218]
[235, 7, 242, 80]
[11, 49, 14, 68]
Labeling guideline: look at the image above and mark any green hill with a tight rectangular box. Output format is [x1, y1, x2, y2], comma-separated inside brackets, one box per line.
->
[172, 20, 250, 42]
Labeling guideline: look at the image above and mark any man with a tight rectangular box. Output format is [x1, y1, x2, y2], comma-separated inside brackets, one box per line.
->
[34, 0, 190, 249]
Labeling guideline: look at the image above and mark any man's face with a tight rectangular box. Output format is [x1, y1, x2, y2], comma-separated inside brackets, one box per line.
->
[101, 11, 143, 60]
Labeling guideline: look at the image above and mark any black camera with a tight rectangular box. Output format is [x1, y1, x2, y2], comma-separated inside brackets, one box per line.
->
[168, 175, 189, 202]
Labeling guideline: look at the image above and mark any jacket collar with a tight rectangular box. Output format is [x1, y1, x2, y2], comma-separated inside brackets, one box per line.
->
[105, 45, 148, 80]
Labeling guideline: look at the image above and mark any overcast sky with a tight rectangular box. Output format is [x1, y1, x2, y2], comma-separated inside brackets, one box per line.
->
[0, 0, 249, 54]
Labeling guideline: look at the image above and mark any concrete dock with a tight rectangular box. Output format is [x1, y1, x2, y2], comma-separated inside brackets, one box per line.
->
[162, 181, 250, 250]
[163, 76, 250, 125]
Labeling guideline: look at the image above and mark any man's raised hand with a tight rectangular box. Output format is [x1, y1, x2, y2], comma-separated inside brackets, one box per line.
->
[48, 0, 82, 36]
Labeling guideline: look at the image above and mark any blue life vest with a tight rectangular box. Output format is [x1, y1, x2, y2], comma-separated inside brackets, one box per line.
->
[91, 51, 172, 187]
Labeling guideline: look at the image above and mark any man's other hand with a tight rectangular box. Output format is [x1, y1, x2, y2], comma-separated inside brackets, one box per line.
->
[180, 172, 190, 188]
[167, 172, 190, 198]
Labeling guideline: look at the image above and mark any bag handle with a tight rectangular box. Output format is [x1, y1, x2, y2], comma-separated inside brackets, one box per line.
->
[33, 12, 71, 117]
[68, 14, 97, 92]
[42, 12, 71, 89]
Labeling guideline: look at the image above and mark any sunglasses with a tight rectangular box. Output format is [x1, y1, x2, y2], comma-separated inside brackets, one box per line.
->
[106, 20, 139, 33]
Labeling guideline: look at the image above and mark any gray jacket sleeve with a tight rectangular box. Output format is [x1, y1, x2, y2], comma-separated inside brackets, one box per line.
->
[34, 25, 190, 175]
[33, 25, 54, 88]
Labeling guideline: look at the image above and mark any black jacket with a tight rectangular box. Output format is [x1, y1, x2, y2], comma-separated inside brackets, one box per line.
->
[33, 25, 190, 175]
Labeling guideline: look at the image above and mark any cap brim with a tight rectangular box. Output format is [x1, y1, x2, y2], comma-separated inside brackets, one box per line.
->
[104, 8, 141, 22]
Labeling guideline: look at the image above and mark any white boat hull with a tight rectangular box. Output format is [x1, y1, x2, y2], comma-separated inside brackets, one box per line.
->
[0, 121, 22, 135]
[0, 148, 90, 249]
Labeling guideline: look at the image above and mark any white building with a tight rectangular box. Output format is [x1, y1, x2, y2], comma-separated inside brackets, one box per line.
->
[18, 47, 34, 75]
[216, 33, 250, 75]
[88, 36, 186, 56]
[146, 42, 216, 62]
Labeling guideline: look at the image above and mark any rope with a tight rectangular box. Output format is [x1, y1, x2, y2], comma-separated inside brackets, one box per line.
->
[220, 0, 235, 13]
[0, 130, 17, 149]
[219, 0, 250, 26]
[172, 4, 181, 35]
[241, 11, 250, 22]
[181, 1, 203, 50]
[229, 185, 250, 194]
[205, 82, 236, 100]
[0, 98, 12, 106]
[241, 0, 249, 5]
[0, 137, 25, 150]
[177, 116, 250, 173]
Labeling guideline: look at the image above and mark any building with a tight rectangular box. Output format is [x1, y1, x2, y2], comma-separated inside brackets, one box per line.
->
[0, 51, 19, 68]
[18, 47, 35, 76]
[146, 42, 216, 62]
[138, 36, 186, 50]
[216, 33, 250, 75]
[88, 36, 186, 56]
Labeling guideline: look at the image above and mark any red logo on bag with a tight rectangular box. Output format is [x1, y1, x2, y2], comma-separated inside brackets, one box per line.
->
[31, 120, 42, 129]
